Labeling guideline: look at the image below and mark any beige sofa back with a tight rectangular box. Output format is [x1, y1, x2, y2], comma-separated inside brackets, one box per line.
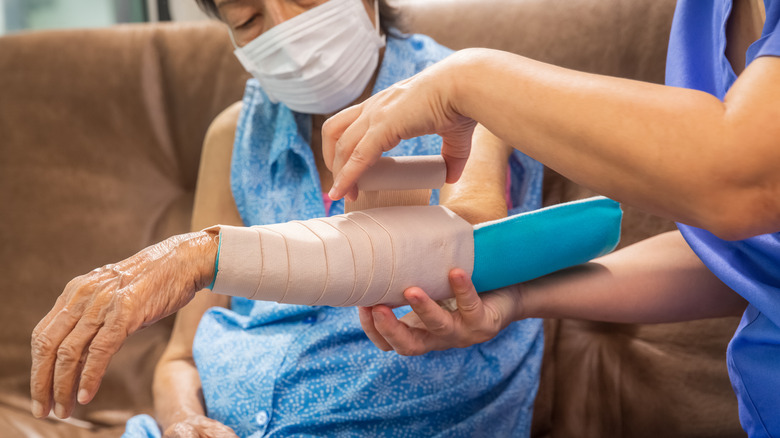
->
[0, 22, 250, 437]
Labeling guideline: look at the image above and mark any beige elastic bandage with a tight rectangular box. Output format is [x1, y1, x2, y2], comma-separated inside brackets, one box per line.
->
[210, 156, 474, 307]
[345, 155, 446, 212]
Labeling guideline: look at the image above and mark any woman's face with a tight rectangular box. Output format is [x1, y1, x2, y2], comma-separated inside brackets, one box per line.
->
[215, 0, 376, 47]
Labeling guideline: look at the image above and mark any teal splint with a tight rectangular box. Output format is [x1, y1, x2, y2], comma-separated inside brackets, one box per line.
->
[472, 196, 623, 292]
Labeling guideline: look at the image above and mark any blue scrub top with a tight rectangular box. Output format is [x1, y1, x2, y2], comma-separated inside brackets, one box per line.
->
[668, 1, 780, 436]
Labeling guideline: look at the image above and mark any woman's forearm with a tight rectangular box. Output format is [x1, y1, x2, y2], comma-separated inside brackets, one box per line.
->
[451, 49, 780, 239]
[440, 124, 511, 224]
[516, 231, 747, 324]
[151, 291, 231, 430]
[153, 357, 207, 429]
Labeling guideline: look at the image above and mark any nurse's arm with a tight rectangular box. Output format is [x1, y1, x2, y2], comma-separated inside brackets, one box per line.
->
[516, 230, 747, 323]
[448, 51, 780, 240]
[325, 51, 780, 240]
[364, 230, 747, 355]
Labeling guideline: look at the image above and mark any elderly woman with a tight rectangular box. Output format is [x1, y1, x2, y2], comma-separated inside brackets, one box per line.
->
[30, 0, 545, 436]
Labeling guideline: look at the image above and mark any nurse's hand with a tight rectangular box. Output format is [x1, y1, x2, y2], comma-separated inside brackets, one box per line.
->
[322, 51, 478, 201]
[358, 269, 522, 355]
[30, 231, 218, 420]
[163, 415, 239, 438]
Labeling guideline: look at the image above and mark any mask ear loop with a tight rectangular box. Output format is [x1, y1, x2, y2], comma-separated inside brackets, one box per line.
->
[226, 24, 272, 96]
[226, 24, 240, 49]
[374, 0, 382, 37]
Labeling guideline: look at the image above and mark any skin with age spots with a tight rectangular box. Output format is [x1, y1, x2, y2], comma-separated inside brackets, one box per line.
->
[30, 231, 217, 419]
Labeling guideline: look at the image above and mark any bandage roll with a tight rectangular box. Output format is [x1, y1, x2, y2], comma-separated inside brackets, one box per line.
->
[211, 205, 475, 307]
[356, 155, 446, 191]
[345, 155, 446, 213]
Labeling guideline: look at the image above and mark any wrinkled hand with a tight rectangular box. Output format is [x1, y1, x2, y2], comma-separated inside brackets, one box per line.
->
[163, 415, 239, 438]
[322, 52, 477, 201]
[30, 231, 218, 419]
[359, 269, 521, 355]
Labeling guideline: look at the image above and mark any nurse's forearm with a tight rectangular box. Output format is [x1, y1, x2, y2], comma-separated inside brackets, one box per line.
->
[516, 231, 747, 324]
[450, 49, 780, 239]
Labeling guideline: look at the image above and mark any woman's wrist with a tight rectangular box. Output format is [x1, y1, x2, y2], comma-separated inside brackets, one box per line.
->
[153, 358, 208, 430]
[178, 230, 220, 292]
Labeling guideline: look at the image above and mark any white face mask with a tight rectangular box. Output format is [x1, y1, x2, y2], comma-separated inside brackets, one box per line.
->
[231, 0, 386, 114]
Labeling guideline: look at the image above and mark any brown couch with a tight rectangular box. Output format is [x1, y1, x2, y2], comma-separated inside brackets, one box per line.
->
[0, 1, 745, 437]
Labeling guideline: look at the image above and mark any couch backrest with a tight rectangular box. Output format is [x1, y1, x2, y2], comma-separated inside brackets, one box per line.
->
[0, 21, 249, 429]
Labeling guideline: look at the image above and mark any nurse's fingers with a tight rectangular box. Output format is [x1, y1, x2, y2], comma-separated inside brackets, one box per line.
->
[358, 306, 393, 351]
[402, 287, 455, 336]
[330, 127, 399, 201]
[370, 306, 430, 356]
[322, 104, 362, 171]
[440, 134, 474, 184]
[447, 269, 486, 326]
[76, 321, 128, 405]
[327, 117, 380, 201]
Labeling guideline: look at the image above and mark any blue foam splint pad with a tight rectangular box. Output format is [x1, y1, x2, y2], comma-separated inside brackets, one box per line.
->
[472, 196, 623, 292]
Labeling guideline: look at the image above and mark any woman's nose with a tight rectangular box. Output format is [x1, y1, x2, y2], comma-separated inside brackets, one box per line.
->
[265, 2, 306, 28]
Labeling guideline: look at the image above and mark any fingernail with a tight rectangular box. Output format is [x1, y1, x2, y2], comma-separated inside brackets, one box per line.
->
[373, 311, 385, 322]
[453, 273, 467, 287]
[78, 389, 89, 405]
[54, 403, 66, 419]
[407, 294, 420, 305]
[31, 400, 44, 418]
[328, 187, 339, 200]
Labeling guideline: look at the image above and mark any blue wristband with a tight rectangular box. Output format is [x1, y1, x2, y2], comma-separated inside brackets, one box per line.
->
[205, 231, 222, 290]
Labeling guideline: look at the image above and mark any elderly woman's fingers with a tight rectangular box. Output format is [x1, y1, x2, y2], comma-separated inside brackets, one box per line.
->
[51, 316, 102, 418]
[76, 322, 129, 405]
[30, 294, 89, 418]
[357, 307, 393, 351]
[30, 231, 217, 419]
[29, 338, 54, 418]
